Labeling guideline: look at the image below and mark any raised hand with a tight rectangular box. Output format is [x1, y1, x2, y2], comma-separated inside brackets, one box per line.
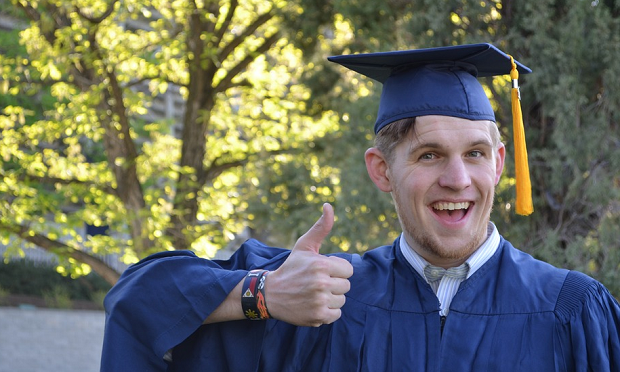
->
[265, 203, 354, 327]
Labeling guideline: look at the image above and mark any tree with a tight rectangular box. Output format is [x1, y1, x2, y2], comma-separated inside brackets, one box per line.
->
[0, 0, 355, 284]
[2, 0, 618, 298]
[503, 0, 620, 296]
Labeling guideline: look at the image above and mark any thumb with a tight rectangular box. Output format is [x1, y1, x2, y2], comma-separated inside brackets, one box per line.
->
[292, 203, 334, 254]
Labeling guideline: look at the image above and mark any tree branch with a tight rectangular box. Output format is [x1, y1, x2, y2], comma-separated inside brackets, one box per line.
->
[74, 0, 119, 24]
[15, 1, 57, 45]
[215, 31, 281, 94]
[83, 35, 152, 253]
[204, 0, 221, 34]
[201, 147, 300, 185]
[214, 0, 238, 47]
[123, 75, 187, 89]
[0, 221, 121, 285]
[202, 157, 247, 184]
[21, 174, 116, 196]
[217, 10, 274, 64]
[14, 0, 40, 23]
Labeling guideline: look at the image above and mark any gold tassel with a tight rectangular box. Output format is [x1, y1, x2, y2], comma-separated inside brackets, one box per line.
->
[509, 56, 533, 216]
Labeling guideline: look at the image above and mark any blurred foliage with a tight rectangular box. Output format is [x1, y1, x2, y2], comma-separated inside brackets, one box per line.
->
[0, 0, 350, 284]
[0, 260, 111, 302]
[0, 0, 618, 296]
[496, 0, 620, 297]
[43, 285, 73, 309]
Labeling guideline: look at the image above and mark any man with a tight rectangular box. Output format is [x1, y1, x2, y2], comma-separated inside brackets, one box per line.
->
[101, 43, 620, 371]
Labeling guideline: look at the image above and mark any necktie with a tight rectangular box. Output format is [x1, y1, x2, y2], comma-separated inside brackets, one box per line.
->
[424, 262, 469, 282]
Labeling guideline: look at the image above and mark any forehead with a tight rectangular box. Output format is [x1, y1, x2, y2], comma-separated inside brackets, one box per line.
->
[409, 116, 495, 144]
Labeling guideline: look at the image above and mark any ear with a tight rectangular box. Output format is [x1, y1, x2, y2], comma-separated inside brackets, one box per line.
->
[495, 143, 506, 185]
[365, 148, 393, 192]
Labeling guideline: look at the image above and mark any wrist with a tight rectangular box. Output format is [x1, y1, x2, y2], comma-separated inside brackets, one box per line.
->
[241, 270, 272, 320]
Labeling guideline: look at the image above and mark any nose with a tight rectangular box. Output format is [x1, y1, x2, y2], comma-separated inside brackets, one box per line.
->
[438, 157, 471, 191]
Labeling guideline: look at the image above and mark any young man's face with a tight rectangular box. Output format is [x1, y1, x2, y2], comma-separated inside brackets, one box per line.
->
[365, 115, 505, 267]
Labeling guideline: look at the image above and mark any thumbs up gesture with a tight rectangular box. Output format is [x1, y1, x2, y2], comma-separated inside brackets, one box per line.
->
[265, 204, 354, 327]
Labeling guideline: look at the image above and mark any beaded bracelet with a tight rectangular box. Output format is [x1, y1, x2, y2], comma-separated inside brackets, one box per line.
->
[241, 270, 271, 320]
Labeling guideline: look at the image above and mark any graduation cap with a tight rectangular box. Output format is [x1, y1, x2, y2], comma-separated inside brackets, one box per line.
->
[328, 43, 534, 216]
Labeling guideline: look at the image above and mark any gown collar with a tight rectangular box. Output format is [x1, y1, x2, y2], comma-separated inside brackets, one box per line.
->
[398, 223, 500, 282]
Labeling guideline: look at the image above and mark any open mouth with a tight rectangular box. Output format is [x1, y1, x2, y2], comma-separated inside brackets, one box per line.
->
[431, 202, 471, 223]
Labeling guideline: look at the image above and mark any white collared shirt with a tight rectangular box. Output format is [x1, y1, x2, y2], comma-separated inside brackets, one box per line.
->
[399, 223, 500, 316]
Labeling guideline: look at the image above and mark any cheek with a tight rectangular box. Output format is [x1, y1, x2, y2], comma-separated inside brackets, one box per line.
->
[393, 164, 445, 201]
[394, 176, 430, 207]
[475, 164, 500, 186]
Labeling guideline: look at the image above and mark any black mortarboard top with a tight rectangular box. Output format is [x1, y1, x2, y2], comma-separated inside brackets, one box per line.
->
[328, 43, 534, 215]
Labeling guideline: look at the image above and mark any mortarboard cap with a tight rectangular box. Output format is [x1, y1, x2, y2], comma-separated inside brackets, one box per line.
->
[327, 43, 531, 133]
[328, 43, 534, 215]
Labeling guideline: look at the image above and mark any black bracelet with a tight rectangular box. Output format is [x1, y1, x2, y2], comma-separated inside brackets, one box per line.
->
[241, 270, 271, 320]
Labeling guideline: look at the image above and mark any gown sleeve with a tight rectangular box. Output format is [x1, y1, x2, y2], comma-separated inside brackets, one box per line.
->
[100, 240, 290, 371]
[554, 270, 620, 371]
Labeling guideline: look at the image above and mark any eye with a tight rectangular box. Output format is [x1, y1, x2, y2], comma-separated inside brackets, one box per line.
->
[419, 153, 436, 160]
[467, 150, 484, 158]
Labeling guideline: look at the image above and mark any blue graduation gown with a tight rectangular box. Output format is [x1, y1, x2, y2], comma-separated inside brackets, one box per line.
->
[101, 237, 620, 371]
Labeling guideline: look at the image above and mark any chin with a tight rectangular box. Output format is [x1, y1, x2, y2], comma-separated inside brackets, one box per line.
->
[411, 228, 483, 262]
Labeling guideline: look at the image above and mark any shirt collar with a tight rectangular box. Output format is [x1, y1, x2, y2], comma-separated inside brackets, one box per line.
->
[399, 223, 500, 281]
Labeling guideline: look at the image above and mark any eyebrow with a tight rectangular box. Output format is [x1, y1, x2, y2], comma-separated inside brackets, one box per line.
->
[408, 139, 494, 155]
[467, 139, 494, 148]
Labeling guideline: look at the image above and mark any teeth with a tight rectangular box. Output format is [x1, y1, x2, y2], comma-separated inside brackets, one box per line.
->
[433, 202, 470, 211]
